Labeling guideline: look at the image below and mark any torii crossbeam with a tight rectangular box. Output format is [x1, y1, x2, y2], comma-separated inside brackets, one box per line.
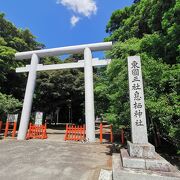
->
[15, 42, 112, 141]
[16, 58, 111, 73]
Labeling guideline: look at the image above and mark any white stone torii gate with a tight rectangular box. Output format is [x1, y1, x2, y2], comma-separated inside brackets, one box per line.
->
[15, 42, 112, 141]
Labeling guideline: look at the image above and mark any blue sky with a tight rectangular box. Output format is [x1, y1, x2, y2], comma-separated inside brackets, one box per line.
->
[0, 0, 133, 58]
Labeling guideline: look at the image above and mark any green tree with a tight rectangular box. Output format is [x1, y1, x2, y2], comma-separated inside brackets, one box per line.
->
[0, 13, 44, 116]
[0, 13, 85, 122]
[95, 0, 180, 149]
[0, 92, 22, 118]
[34, 55, 85, 121]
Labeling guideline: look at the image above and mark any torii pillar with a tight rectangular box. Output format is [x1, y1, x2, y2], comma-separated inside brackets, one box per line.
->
[17, 54, 39, 140]
[84, 47, 95, 141]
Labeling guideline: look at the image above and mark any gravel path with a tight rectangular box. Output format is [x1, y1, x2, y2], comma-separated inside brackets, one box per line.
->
[0, 139, 112, 180]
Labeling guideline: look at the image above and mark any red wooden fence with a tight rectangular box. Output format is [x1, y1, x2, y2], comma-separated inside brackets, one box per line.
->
[26, 123, 47, 139]
[121, 128, 125, 145]
[99, 123, 113, 143]
[0, 121, 17, 138]
[64, 124, 85, 141]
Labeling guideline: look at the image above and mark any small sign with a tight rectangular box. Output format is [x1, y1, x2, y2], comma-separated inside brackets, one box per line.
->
[7, 114, 18, 122]
[35, 112, 43, 125]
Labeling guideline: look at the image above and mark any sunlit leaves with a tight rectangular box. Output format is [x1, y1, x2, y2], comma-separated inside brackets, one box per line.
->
[0, 92, 22, 116]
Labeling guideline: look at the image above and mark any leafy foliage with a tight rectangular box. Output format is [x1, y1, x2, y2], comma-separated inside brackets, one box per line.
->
[0, 13, 44, 101]
[105, 0, 180, 64]
[0, 13, 85, 121]
[95, 0, 180, 149]
[0, 92, 22, 116]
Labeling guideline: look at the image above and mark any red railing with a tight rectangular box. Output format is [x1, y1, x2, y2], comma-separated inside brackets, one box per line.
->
[26, 123, 47, 139]
[64, 124, 85, 141]
[0, 121, 17, 138]
[121, 128, 125, 145]
[99, 123, 113, 143]
[0, 121, 2, 132]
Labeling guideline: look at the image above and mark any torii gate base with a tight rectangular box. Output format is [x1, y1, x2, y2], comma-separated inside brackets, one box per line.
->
[15, 42, 112, 141]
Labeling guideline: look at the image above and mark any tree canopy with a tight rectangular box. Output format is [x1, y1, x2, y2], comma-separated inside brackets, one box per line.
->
[95, 0, 180, 149]
[0, 13, 43, 116]
[0, 13, 85, 121]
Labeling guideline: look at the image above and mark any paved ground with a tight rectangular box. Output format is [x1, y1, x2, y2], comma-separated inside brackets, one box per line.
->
[0, 138, 112, 180]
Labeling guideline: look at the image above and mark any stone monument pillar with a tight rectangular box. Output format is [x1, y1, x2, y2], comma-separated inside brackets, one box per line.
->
[119, 56, 178, 174]
[127, 56, 155, 159]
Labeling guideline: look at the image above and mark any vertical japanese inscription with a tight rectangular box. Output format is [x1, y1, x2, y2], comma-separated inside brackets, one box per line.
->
[128, 56, 148, 144]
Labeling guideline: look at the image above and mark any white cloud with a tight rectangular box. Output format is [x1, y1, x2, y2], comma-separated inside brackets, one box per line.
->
[70, 15, 80, 26]
[57, 0, 97, 26]
[58, 0, 97, 17]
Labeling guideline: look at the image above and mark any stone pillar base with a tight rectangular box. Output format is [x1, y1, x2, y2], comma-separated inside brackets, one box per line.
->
[113, 153, 180, 180]
[127, 141, 156, 158]
[121, 148, 177, 172]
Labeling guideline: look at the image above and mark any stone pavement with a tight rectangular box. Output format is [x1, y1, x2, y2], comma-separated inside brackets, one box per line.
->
[0, 139, 112, 180]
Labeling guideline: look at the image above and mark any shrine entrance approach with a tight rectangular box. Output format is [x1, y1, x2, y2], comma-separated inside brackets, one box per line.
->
[15, 42, 112, 142]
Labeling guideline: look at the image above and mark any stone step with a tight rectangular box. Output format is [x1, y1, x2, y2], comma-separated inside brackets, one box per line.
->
[113, 153, 180, 180]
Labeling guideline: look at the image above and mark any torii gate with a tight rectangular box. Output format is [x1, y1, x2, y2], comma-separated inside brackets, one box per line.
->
[15, 42, 112, 142]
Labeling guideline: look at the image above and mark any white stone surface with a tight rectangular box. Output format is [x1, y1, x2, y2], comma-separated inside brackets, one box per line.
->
[127, 141, 155, 158]
[113, 153, 180, 180]
[120, 149, 177, 172]
[123, 157, 145, 169]
[17, 54, 39, 140]
[121, 148, 145, 169]
[98, 169, 112, 180]
[145, 156, 173, 172]
[15, 42, 112, 60]
[16, 59, 111, 73]
[84, 47, 96, 142]
[128, 56, 148, 144]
